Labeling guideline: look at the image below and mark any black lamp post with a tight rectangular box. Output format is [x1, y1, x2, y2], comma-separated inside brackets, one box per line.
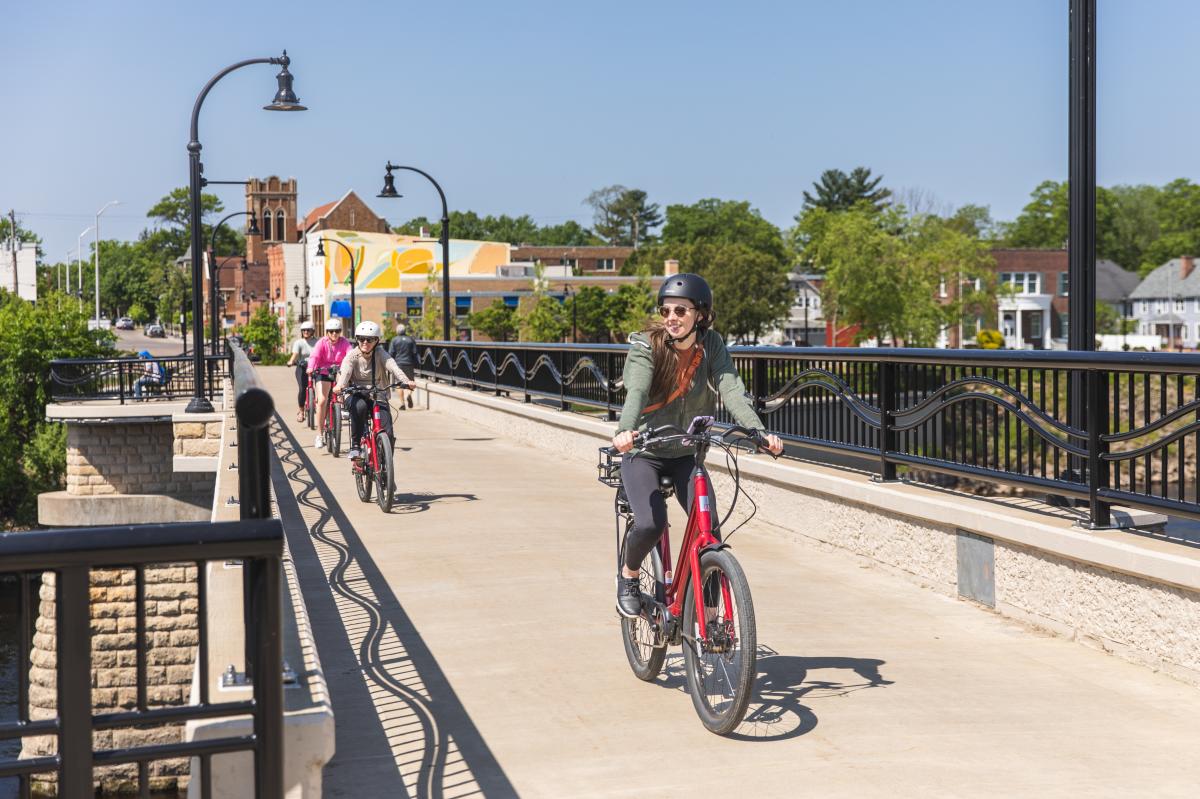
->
[378, 162, 451, 341]
[293, 283, 310, 322]
[563, 282, 577, 343]
[184, 51, 305, 413]
[209, 211, 260, 355]
[315, 237, 358, 330]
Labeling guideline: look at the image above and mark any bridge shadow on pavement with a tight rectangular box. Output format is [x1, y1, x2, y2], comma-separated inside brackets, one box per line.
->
[654, 646, 892, 742]
[270, 418, 516, 799]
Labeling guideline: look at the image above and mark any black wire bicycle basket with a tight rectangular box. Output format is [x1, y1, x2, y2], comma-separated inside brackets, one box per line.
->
[597, 446, 623, 488]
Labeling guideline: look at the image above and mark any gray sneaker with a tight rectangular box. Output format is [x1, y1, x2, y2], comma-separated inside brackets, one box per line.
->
[347, 447, 362, 461]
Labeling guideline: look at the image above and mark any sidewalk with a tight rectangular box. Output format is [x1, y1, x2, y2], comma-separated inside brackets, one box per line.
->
[260, 365, 1200, 798]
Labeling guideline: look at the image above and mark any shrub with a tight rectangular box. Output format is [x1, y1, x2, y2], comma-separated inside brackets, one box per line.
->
[976, 329, 1004, 349]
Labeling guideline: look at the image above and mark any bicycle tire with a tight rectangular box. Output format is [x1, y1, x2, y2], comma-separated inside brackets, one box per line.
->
[355, 443, 373, 503]
[375, 433, 394, 512]
[328, 400, 343, 457]
[681, 548, 757, 735]
[305, 387, 315, 429]
[620, 531, 666, 681]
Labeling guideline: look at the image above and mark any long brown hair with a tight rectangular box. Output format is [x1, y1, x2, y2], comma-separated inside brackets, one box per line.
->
[640, 309, 716, 406]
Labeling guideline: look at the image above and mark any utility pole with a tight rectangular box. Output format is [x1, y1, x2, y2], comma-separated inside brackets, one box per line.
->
[9, 210, 17, 294]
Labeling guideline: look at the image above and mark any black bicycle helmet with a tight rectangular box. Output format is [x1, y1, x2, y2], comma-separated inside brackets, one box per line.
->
[657, 272, 712, 312]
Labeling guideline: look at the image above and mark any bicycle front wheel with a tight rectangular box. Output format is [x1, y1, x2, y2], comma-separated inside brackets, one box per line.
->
[375, 433, 394, 512]
[620, 532, 666, 681]
[328, 400, 343, 457]
[681, 548, 757, 735]
[355, 446, 373, 503]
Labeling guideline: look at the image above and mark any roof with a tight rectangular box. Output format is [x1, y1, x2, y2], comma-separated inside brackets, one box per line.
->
[298, 199, 339, 233]
[1129, 258, 1200, 299]
[1095, 259, 1141, 303]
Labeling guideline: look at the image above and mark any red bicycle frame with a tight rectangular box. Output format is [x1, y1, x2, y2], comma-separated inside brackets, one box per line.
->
[655, 467, 734, 645]
[346, 391, 389, 473]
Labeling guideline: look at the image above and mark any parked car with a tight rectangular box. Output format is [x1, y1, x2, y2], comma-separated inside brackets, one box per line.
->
[115, 317, 134, 330]
[145, 324, 165, 338]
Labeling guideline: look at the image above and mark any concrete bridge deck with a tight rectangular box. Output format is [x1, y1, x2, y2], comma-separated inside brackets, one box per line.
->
[258, 366, 1200, 798]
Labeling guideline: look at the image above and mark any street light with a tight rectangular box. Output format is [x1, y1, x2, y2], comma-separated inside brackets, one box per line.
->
[208, 211, 260, 354]
[184, 50, 305, 414]
[563, 282, 577, 343]
[377, 162, 451, 340]
[315, 237, 359, 328]
[94, 200, 120, 324]
[293, 283, 310, 322]
[76, 227, 93, 312]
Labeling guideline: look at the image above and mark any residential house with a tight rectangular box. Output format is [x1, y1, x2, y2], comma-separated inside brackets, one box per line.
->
[509, 245, 634, 275]
[1128, 256, 1200, 349]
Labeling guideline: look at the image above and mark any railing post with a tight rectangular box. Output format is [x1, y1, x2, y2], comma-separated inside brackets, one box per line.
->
[605, 352, 617, 422]
[1087, 367, 1111, 527]
[752, 355, 768, 416]
[119, 361, 126, 405]
[58, 565, 93, 799]
[559, 350, 568, 411]
[494, 347, 502, 396]
[250, 552, 284, 799]
[523, 349, 531, 404]
[878, 360, 898, 482]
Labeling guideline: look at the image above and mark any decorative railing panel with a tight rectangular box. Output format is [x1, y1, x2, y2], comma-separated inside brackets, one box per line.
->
[48, 353, 231, 404]
[416, 341, 1200, 528]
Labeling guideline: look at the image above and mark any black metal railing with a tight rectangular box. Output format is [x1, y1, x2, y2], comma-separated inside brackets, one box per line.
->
[416, 341, 1200, 528]
[0, 341, 283, 798]
[48, 351, 231, 404]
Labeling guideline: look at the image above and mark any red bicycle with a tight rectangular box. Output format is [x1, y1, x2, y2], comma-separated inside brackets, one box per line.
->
[308, 366, 342, 455]
[599, 416, 772, 735]
[304, 372, 316, 429]
[340, 381, 409, 513]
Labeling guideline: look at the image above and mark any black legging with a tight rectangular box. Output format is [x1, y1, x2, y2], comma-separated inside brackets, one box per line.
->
[294, 365, 307, 408]
[348, 395, 393, 449]
[620, 452, 718, 571]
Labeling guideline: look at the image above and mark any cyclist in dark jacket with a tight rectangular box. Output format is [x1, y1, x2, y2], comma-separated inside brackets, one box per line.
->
[610, 273, 783, 617]
[387, 320, 418, 409]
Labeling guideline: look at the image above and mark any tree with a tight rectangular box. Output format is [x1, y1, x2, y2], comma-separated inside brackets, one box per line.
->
[145, 187, 244, 261]
[606, 272, 657, 341]
[411, 268, 453, 340]
[803, 167, 892, 213]
[243, 304, 284, 362]
[585, 186, 663, 247]
[533, 220, 600, 246]
[568, 286, 614, 341]
[1000, 180, 1118, 259]
[945, 204, 998, 241]
[1107, 184, 1161, 276]
[657, 198, 788, 265]
[467, 300, 518, 342]
[0, 215, 43, 259]
[518, 262, 567, 342]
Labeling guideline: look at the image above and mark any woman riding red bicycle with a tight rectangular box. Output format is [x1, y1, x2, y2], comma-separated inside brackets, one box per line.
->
[333, 321, 414, 462]
[611, 273, 782, 618]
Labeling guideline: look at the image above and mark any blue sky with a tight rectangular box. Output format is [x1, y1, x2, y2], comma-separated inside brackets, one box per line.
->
[4, 0, 1200, 262]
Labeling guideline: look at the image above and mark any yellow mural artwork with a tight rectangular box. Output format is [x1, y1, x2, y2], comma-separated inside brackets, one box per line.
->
[319, 230, 511, 295]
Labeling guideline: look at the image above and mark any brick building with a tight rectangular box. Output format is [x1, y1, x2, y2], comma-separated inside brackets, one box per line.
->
[297, 190, 391, 239]
[509, 245, 635, 275]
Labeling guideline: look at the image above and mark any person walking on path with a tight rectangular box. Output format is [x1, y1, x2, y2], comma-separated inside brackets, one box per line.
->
[387, 319, 418, 410]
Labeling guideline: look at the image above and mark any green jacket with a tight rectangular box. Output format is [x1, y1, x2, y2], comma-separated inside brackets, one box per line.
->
[617, 329, 766, 458]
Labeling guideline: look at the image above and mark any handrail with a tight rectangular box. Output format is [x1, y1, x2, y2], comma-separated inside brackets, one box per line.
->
[415, 340, 1200, 530]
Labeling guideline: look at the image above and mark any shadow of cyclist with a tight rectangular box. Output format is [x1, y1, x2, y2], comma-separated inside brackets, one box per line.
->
[389, 492, 479, 515]
[653, 647, 891, 742]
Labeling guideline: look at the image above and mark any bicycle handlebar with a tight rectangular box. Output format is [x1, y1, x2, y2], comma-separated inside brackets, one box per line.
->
[337, 380, 412, 398]
[606, 424, 778, 458]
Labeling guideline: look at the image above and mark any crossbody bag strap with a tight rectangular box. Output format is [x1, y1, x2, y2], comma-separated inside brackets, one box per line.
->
[641, 344, 704, 414]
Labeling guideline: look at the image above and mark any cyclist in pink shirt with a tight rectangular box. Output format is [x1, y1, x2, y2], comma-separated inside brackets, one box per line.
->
[306, 317, 352, 449]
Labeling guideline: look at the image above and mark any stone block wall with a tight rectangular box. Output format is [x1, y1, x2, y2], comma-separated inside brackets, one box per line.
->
[65, 421, 211, 501]
[23, 564, 200, 794]
[172, 417, 224, 459]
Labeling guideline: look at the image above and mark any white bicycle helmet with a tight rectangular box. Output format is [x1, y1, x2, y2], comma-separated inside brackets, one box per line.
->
[299, 321, 315, 331]
[354, 321, 382, 339]
[324, 317, 342, 332]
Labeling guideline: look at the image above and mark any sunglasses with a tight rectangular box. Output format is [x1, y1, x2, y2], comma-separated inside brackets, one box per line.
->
[357, 337, 378, 345]
[658, 304, 695, 319]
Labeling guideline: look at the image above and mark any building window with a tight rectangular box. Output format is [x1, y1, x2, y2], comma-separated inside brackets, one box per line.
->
[503, 295, 519, 309]
[277, 211, 286, 242]
[406, 297, 422, 317]
[562, 257, 576, 269]
[938, 280, 947, 298]
[1155, 300, 1166, 314]
[595, 258, 616, 271]
[1175, 298, 1186, 313]
[1139, 300, 1149, 314]
[1057, 273, 1069, 296]
[262, 210, 272, 241]
[1058, 313, 1070, 339]
[1028, 312, 1043, 339]
[999, 272, 1041, 294]
[455, 296, 472, 317]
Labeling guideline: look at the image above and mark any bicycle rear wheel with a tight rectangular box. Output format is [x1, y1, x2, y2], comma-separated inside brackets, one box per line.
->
[305, 386, 315, 429]
[620, 530, 666, 681]
[328, 399, 343, 457]
[681, 548, 756, 735]
[375, 433, 394, 512]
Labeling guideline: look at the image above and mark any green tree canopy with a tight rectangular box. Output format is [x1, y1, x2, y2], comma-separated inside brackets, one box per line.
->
[567, 286, 613, 342]
[243, 304, 284, 362]
[803, 167, 892, 213]
[145, 187, 244, 261]
[584, 186, 663, 248]
[657, 198, 788, 265]
[467, 300, 518, 342]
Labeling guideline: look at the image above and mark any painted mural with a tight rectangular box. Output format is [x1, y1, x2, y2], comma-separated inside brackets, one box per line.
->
[315, 230, 511, 296]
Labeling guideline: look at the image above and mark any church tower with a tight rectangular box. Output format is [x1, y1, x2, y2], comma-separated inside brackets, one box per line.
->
[245, 176, 298, 265]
